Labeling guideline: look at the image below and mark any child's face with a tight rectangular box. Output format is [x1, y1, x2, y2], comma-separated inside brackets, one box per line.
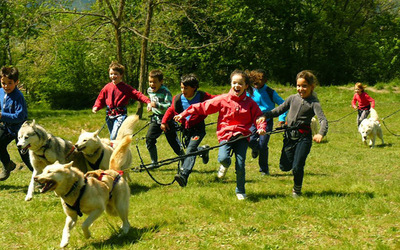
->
[296, 77, 314, 99]
[109, 69, 123, 84]
[149, 76, 163, 92]
[1, 76, 18, 94]
[354, 87, 362, 94]
[180, 82, 196, 98]
[230, 74, 248, 96]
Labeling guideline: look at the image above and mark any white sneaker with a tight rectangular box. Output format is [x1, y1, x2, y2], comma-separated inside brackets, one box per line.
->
[217, 165, 228, 179]
[236, 193, 247, 200]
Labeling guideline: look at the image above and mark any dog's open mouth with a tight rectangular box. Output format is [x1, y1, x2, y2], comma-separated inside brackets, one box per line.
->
[75, 145, 85, 152]
[36, 180, 56, 193]
[20, 144, 31, 154]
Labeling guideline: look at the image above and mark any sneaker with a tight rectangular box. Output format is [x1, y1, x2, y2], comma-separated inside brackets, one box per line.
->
[217, 165, 228, 179]
[292, 189, 302, 198]
[199, 145, 210, 164]
[174, 174, 187, 187]
[236, 193, 247, 200]
[260, 170, 270, 176]
[251, 150, 259, 159]
[0, 161, 16, 181]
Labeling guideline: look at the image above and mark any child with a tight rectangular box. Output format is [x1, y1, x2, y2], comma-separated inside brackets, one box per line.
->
[146, 69, 183, 166]
[92, 62, 151, 140]
[247, 69, 286, 175]
[174, 70, 266, 200]
[351, 82, 375, 127]
[0, 66, 33, 181]
[258, 70, 328, 197]
[161, 73, 215, 187]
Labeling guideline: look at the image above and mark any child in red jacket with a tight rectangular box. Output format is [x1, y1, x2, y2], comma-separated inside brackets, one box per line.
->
[352, 82, 375, 127]
[174, 70, 266, 200]
[92, 62, 150, 140]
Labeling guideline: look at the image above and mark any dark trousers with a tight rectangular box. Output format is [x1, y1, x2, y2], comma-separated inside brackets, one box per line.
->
[179, 129, 206, 178]
[249, 119, 274, 172]
[146, 120, 182, 163]
[0, 130, 33, 171]
[279, 135, 312, 188]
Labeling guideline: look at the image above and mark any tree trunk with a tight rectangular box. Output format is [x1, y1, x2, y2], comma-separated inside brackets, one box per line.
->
[136, 0, 154, 118]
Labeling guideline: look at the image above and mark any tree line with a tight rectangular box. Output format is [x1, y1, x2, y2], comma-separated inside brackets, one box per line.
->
[1, 0, 399, 110]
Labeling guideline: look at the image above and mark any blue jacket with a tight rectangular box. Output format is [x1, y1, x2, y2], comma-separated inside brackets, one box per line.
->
[249, 84, 287, 122]
[0, 88, 28, 136]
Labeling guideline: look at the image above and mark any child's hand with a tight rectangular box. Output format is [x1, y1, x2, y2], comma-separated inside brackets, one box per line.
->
[174, 115, 183, 123]
[160, 123, 169, 132]
[313, 134, 323, 143]
[256, 116, 265, 125]
[92, 107, 98, 113]
[147, 103, 152, 112]
[278, 121, 286, 127]
[257, 129, 266, 136]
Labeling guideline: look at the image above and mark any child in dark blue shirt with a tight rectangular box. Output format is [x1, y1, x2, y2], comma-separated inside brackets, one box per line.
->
[0, 66, 33, 181]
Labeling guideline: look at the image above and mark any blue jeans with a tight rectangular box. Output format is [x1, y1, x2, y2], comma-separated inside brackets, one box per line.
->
[218, 138, 248, 194]
[179, 130, 206, 179]
[106, 115, 127, 140]
[249, 119, 273, 172]
[279, 135, 312, 188]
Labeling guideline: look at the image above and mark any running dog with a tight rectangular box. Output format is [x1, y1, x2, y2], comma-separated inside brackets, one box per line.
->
[34, 135, 132, 247]
[74, 115, 138, 174]
[17, 120, 87, 201]
[358, 108, 384, 148]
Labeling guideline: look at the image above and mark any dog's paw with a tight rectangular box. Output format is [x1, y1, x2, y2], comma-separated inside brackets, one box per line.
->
[25, 195, 33, 201]
[60, 240, 69, 248]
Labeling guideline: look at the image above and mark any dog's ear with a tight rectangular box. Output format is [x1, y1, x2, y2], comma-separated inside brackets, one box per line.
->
[81, 129, 86, 133]
[54, 160, 60, 164]
[64, 161, 74, 168]
[31, 119, 36, 127]
[93, 130, 100, 136]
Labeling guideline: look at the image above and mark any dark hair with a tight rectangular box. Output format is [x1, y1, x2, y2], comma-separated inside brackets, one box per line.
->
[296, 70, 318, 86]
[1, 66, 19, 82]
[247, 69, 267, 87]
[109, 61, 125, 75]
[230, 69, 253, 96]
[181, 73, 199, 89]
[149, 69, 164, 81]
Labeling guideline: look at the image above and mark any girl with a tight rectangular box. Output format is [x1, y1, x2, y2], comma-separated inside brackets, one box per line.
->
[258, 70, 328, 197]
[351, 82, 375, 127]
[174, 70, 266, 200]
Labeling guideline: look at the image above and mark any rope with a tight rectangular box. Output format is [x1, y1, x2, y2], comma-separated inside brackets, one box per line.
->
[329, 110, 357, 123]
[379, 107, 400, 136]
[381, 120, 400, 137]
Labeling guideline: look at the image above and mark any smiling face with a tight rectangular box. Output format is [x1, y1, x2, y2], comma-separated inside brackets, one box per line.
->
[109, 69, 123, 85]
[149, 76, 163, 92]
[1, 75, 18, 94]
[296, 77, 314, 99]
[230, 74, 248, 97]
[180, 82, 196, 98]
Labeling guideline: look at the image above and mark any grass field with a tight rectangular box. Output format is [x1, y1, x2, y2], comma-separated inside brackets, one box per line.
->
[0, 84, 400, 249]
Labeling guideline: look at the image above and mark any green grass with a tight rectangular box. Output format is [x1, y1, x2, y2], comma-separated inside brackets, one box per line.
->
[1, 85, 400, 249]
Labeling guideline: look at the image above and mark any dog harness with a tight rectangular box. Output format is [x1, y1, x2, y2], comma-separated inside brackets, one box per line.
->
[65, 178, 87, 217]
[87, 150, 104, 170]
[97, 171, 124, 200]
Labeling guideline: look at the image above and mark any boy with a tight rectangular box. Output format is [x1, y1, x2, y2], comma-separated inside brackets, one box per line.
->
[92, 62, 151, 140]
[0, 66, 33, 181]
[146, 69, 183, 166]
[162, 74, 215, 187]
[248, 69, 286, 175]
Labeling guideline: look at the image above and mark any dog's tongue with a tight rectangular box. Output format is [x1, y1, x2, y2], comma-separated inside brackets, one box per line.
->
[21, 145, 31, 155]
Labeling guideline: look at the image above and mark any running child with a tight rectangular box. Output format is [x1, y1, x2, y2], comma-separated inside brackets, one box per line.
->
[92, 62, 151, 140]
[351, 82, 375, 127]
[174, 70, 266, 200]
[257, 70, 328, 197]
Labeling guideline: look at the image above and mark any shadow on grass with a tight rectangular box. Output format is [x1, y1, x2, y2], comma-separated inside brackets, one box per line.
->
[375, 143, 392, 148]
[129, 183, 151, 195]
[82, 225, 160, 249]
[0, 184, 28, 193]
[248, 190, 375, 202]
[270, 172, 328, 177]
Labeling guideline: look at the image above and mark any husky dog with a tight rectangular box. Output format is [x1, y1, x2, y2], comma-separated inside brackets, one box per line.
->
[358, 108, 384, 148]
[34, 135, 132, 247]
[17, 120, 87, 201]
[75, 115, 138, 173]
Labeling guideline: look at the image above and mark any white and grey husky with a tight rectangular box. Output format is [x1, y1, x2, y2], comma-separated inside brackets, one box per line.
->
[17, 120, 87, 201]
[34, 134, 133, 248]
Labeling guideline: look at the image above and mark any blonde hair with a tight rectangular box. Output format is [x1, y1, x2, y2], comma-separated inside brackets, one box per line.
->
[355, 82, 365, 92]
